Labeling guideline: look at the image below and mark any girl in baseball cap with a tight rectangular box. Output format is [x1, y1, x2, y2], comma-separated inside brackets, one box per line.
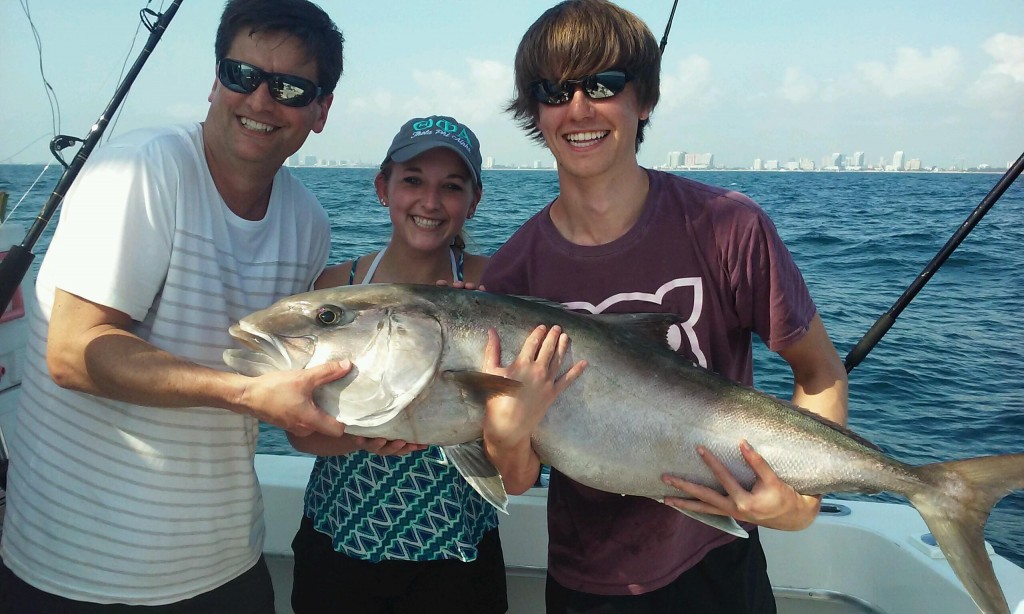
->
[291, 114, 506, 613]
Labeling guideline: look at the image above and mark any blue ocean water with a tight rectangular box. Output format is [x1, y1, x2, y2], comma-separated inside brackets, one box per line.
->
[2, 164, 1022, 565]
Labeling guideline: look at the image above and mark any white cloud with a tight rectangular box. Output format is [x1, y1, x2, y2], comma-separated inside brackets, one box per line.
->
[777, 67, 817, 103]
[165, 102, 209, 122]
[659, 55, 717, 112]
[346, 89, 394, 114]
[344, 59, 511, 123]
[854, 46, 963, 98]
[331, 59, 519, 164]
[982, 33, 1024, 82]
[967, 34, 1024, 121]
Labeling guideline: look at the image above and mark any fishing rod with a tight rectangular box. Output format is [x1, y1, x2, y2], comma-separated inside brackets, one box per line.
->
[659, 0, 680, 56]
[843, 150, 1024, 373]
[0, 1, 184, 318]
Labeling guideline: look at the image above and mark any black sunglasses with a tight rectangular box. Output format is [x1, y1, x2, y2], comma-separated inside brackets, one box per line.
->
[530, 71, 631, 105]
[217, 58, 322, 108]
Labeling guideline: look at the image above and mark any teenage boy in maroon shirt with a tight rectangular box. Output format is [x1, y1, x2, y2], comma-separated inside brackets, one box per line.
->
[480, 1, 849, 612]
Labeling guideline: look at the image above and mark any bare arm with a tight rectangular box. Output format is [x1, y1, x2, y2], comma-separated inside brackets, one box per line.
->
[781, 314, 849, 427]
[662, 314, 848, 531]
[46, 289, 348, 437]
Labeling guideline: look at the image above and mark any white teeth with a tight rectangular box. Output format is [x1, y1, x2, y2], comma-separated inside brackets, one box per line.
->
[413, 216, 442, 229]
[566, 131, 608, 143]
[240, 117, 274, 132]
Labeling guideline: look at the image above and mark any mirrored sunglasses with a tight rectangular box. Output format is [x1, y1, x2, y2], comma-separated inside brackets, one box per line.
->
[530, 71, 631, 106]
[217, 58, 322, 108]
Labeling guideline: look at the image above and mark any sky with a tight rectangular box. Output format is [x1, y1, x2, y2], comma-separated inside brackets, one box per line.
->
[2, 0, 1023, 170]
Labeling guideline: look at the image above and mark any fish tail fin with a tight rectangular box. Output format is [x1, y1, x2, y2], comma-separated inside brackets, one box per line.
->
[908, 453, 1024, 614]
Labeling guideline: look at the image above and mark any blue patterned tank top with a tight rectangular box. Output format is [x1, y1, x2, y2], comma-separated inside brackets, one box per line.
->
[303, 245, 497, 561]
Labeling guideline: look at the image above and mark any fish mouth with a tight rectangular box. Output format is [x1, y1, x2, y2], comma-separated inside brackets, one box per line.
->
[226, 321, 316, 371]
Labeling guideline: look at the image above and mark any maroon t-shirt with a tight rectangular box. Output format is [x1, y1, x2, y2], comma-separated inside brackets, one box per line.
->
[481, 169, 817, 595]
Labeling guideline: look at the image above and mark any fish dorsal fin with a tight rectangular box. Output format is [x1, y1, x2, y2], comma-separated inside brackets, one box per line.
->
[508, 294, 570, 311]
[510, 294, 682, 350]
[442, 441, 509, 514]
[443, 370, 522, 406]
[593, 313, 683, 349]
[789, 405, 883, 452]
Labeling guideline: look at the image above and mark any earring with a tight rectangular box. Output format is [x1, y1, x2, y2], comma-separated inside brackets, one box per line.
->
[380, 199, 388, 207]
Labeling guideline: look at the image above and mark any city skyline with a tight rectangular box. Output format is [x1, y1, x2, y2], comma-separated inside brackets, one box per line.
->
[3, 1, 1021, 169]
[279, 147, 1010, 173]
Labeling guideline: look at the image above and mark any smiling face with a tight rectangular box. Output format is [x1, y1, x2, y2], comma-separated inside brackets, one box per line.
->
[536, 80, 650, 182]
[204, 30, 332, 177]
[376, 147, 481, 254]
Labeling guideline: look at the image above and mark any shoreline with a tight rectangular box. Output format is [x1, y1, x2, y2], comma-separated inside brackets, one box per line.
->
[0, 163, 1006, 176]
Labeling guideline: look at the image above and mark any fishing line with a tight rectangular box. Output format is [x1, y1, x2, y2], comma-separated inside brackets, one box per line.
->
[0, 0, 185, 318]
[19, 0, 62, 140]
[0, 132, 50, 166]
[0, 165, 56, 226]
[109, 2, 167, 142]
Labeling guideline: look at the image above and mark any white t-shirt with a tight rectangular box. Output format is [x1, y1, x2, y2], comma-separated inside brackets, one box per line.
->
[1, 122, 330, 604]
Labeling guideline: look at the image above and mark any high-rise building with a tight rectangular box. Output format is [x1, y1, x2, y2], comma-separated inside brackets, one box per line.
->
[683, 152, 713, 168]
[892, 151, 905, 171]
[853, 152, 865, 168]
[667, 151, 683, 168]
[484, 156, 494, 169]
[753, 158, 763, 171]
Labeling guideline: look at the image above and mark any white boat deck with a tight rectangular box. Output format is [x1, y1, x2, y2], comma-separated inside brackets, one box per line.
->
[257, 454, 1024, 614]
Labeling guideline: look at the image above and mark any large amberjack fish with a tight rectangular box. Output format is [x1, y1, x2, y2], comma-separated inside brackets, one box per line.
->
[225, 283, 1024, 614]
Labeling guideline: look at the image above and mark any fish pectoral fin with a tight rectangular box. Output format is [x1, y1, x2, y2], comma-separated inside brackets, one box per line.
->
[443, 371, 522, 405]
[442, 441, 509, 514]
[667, 506, 749, 538]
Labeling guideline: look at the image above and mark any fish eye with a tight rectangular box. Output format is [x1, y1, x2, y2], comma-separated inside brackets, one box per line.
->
[316, 305, 344, 326]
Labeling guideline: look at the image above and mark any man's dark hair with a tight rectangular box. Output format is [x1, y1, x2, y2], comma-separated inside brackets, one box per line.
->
[215, 0, 344, 97]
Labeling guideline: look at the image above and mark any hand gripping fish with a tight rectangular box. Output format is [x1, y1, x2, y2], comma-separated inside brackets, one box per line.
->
[224, 283, 1024, 614]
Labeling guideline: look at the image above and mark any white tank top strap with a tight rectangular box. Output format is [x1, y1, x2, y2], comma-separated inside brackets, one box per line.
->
[361, 246, 388, 285]
[362, 244, 460, 284]
[449, 246, 460, 281]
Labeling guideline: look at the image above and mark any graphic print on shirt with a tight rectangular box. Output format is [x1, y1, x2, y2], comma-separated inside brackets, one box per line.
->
[561, 277, 708, 368]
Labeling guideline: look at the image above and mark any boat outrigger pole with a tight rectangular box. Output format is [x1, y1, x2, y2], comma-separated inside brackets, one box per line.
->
[0, 1, 183, 318]
[659, 0, 680, 55]
[844, 150, 1024, 373]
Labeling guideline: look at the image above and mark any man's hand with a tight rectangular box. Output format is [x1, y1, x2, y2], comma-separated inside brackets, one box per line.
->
[236, 360, 351, 438]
